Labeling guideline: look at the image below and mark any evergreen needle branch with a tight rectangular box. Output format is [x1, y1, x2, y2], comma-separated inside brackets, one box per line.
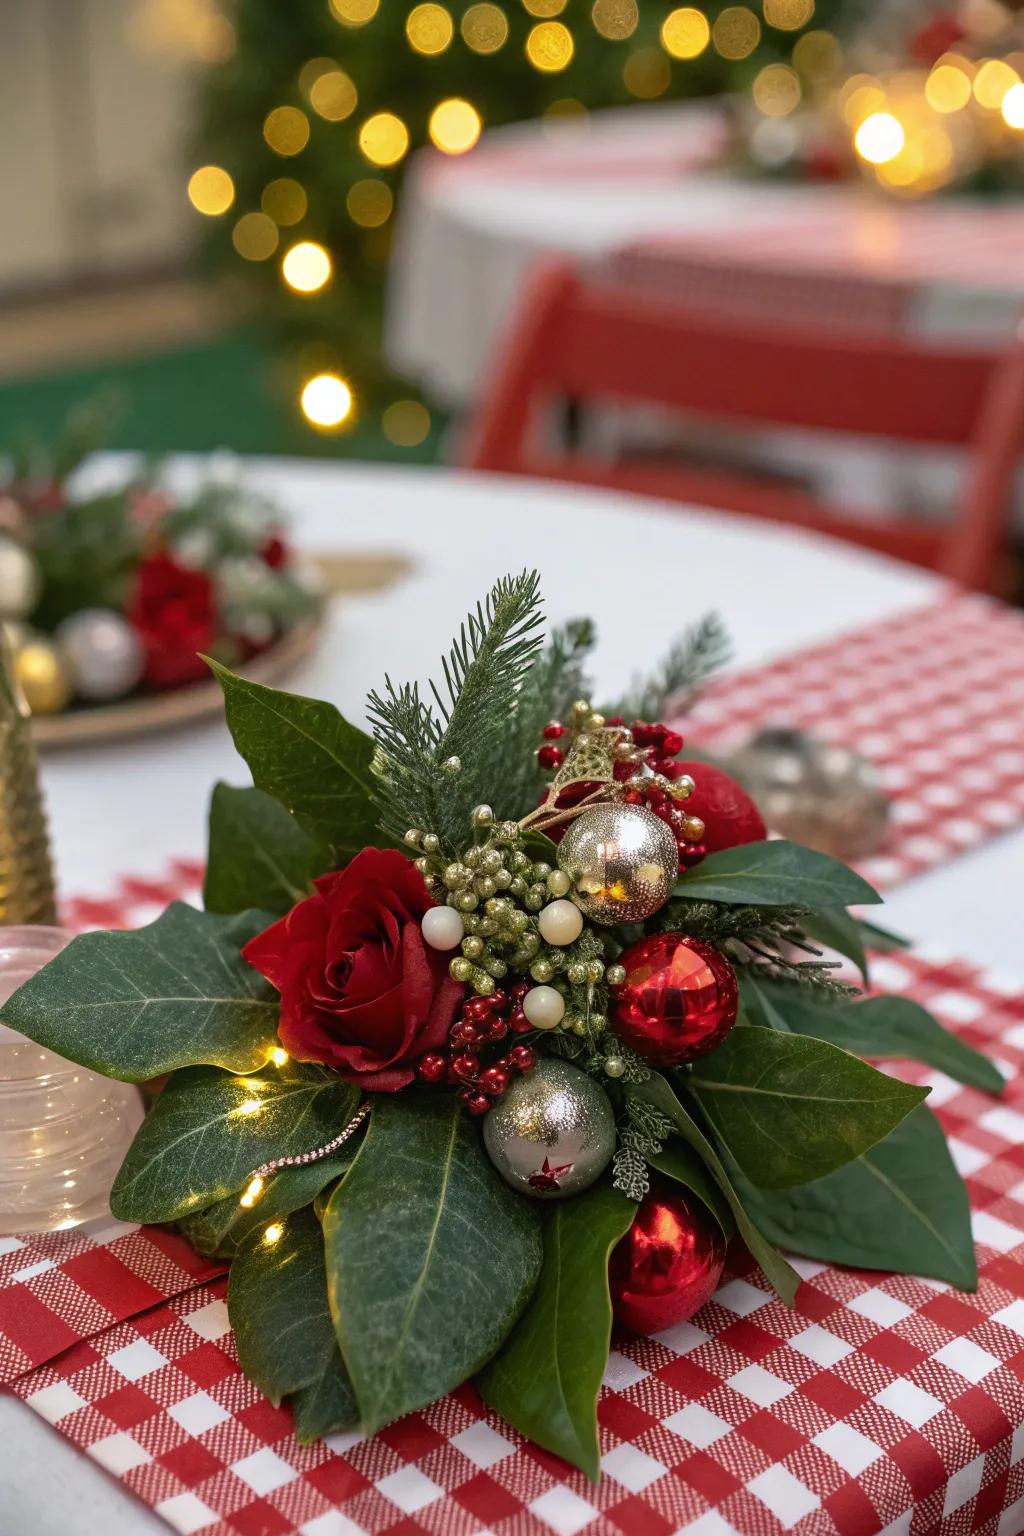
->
[607, 612, 732, 721]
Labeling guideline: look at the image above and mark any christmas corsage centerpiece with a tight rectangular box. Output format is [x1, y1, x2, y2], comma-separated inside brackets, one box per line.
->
[0, 400, 320, 724]
[5, 571, 1003, 1478]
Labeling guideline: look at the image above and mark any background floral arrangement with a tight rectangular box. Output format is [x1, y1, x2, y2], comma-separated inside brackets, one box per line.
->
[0, 399, 320, 717]
[4, 570, 1003, 1479]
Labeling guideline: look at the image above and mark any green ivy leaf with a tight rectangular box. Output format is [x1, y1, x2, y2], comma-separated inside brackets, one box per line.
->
[178, 1152, 355, 1259]
[0, 903, 280, 1083]
[290, 1350, 360, 1444]
[206, 659, 383, 859]
[799, 908, 869, 982]
[674, 840, 881, 908]
[110, 1062, 359, 1223]
[690, 1025, 927, 1189]
[477, 1183, 634, 1482]
[629, 1074, 800, 1306]
[772, 991, 1004, 1094]
[323, 1094, 542, 1433]
[737, 1105, 978, 1290]
[647, 1141, 734, 1239]
[204, 784, 332, 916]
[229, 1208, 358, 1433]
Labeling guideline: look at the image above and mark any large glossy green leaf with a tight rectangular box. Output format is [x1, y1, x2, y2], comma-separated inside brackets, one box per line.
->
[647, 1141, 734, 1239]
[690, 1025, 927, 1189]
[323, 1094, 542, 1432]
[178, 1152, 355, 1259]
[204, 783, 332, 916]
[477, 1183, 634, 1482]
[0, 903, 280, 1083]
[629, 1074, 800, 1306]
[737, 1105, 977, 1290]
[207, 659, 381, 858]
[773, 992, 1004, 1095]
[229, 1207, 358, 1435]
[674, 840, 880, 908]
[111, 1062, 359, 1223]
[737, 971, 793, 1032]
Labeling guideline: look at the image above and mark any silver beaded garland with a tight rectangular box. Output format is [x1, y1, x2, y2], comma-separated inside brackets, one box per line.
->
[558, 803, 678, 925]
[483, 1058, 616, 1199]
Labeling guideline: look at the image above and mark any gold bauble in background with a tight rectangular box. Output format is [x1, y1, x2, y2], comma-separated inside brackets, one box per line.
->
[14, 638, 73, 716]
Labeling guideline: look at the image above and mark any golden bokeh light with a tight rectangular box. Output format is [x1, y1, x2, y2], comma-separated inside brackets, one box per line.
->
[1002, 81, 1024, 127]
[329, 0, 379, 24]
[522, 0, 566, 14]
[301, 373, 354, 429]
[263, 105, 311, 156]
[854, 111, 905, 165]
[762, 0, 813, 30]
[925, 62, 972, 113]
[282, 240, 333, 292]
[526, 19, 574, 70]
[187, 164, 235, 216]
[358, 111, 410, 166]
[263, 1223, 284, 1246]
[841, 76, 884, 125]
[624, 47, 671, 98]
[383, 400, 431, 447]
[462, 2, 509, 52]
[712, 7, 761, 60]
[792, 29, 841, 79]
[261, 177, 308, 225]
[406, 3, 454, 54]
[973, 58, 1018, 109]
[592, 0, 639, 41]
[753, 62, 801, 116]
[232, 211, 279, 260]
[661, 7, 710, 59]
[429, 98, 483, 154]
[544, 96, 588, 117]
[309, 68, 358, 120]
[347, 177, 394, 226]
[298, 56, 335, 97]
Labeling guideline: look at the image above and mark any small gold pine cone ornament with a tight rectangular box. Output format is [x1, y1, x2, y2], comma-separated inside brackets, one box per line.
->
[0, 630, 57, 924]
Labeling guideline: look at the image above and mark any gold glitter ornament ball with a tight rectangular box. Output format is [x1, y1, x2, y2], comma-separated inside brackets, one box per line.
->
[557, 803, 678, 924]
[14, 637, 72, 716]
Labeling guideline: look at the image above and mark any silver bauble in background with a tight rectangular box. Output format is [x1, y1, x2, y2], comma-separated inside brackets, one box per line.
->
[483, 1058, 616, 1200]
[558, 802, 678, 925]
[0, 536, 39, 621]
[56, 608, 145, 702]
[727, 727, 890, 860]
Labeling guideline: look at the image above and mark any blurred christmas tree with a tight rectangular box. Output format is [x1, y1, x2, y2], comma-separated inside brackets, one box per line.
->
[192, 0, 844, 443]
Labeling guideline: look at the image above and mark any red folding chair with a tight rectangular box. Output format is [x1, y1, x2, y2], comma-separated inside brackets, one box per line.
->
[464, 259, 1024, 592]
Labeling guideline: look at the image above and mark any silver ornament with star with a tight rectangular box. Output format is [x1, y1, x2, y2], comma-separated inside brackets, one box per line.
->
[557, 802, 678, 925]
[483, 1058, 616, 1200]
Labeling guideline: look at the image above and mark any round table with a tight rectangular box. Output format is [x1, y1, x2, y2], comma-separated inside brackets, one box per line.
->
[7, 459, 1022, 1536]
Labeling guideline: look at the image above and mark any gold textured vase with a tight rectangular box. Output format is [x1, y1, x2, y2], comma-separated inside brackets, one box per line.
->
[0, 631, 57, 925]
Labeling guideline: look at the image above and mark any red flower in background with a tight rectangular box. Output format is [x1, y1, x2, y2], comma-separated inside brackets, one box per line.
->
[243, 848, 464, 1092]
[129, 551, 216, 689]
[261, 534, 289, 569]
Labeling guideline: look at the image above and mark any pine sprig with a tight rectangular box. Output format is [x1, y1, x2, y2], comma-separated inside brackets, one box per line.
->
[494, 618, 595, 820]
[656, 899, 859, 998]
[367, 571, 544, 849]
[608, 612, 731, 721]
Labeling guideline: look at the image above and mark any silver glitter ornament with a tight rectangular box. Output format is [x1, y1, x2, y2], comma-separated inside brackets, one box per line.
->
[727, 727, 890, 860]
[483, 1058, 615, 1200]
[56, 608, 144, 701]
[0, 536, 39, 621]
[558, 803, 678, 925]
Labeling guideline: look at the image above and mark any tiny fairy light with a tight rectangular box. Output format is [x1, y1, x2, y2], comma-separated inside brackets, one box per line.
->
[187, 164, 234, 216]
[269, 1047, 289, 1067]
[239, 1175, 264, 1208]
[624, 47, 671, 97]
[308, 68, 358, 121]
[661, 7, 710, 59]
[301, 373, 354, 429]
[329, 0, 379, 23]
[263, 105, 311, 156]
[263, 1222, 284, 1245]
[712, 6, 761, 60]
[526, 20, 574, 71]
[406, 3, 454, 54]
[358, 112, 410, 167]
[232, 211, 278, 261]
[238, 1102, 372, 1210]
[347, 178, 393, 227]
[591, 0, 638, 42]
[429, 98, 483, 154]
[461, 2, 508, 52]
[261, 177, 308, 226]
[1002, 81, 1024, 128]
[854, 110, 905, 164]
[281, 240, 332, 293]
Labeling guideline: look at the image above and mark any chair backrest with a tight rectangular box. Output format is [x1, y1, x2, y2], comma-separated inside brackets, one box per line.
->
[465, 258, 1024, 590]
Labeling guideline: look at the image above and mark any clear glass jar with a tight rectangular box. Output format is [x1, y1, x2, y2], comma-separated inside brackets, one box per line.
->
[0, 927, 143, 1234]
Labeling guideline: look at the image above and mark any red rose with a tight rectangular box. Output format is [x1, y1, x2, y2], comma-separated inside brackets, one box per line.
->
[243, 848, 464, 1092]
[129, 551, 216, 688]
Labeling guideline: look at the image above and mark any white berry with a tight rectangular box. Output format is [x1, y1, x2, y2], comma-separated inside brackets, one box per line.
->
[537, 898, 584, 947]
[421, 907, 465, 951]
[523, 985, 566, 1030]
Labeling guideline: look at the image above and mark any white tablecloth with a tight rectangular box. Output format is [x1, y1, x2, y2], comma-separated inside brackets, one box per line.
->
[8, 457, 1022, 1536]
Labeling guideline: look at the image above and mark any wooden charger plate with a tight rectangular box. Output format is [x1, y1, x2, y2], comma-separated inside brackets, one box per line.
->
[30, 551, 413, 751]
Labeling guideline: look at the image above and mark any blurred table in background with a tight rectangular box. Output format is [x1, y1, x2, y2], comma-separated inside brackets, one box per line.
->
[388, 101, 1024, 410]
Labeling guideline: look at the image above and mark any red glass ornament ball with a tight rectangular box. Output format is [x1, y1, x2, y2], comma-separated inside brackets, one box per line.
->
[610, 1186, 727, 1334]
[668, 761, 766, 853]
[610, 933, 738, 1065]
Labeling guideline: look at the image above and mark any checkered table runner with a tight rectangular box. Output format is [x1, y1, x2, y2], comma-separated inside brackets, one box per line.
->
[678, 591, 1024, 892]
[5, 946, 1024, 1536]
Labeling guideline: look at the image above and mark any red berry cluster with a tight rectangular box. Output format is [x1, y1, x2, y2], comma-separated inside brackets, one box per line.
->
[417, 982, 537, 1116]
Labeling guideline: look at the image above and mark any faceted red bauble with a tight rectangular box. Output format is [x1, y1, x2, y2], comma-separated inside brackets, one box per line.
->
[610, 1186, 727, 1334]
[670, 761, 766, 853]
[610, 933, 738, 1065]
